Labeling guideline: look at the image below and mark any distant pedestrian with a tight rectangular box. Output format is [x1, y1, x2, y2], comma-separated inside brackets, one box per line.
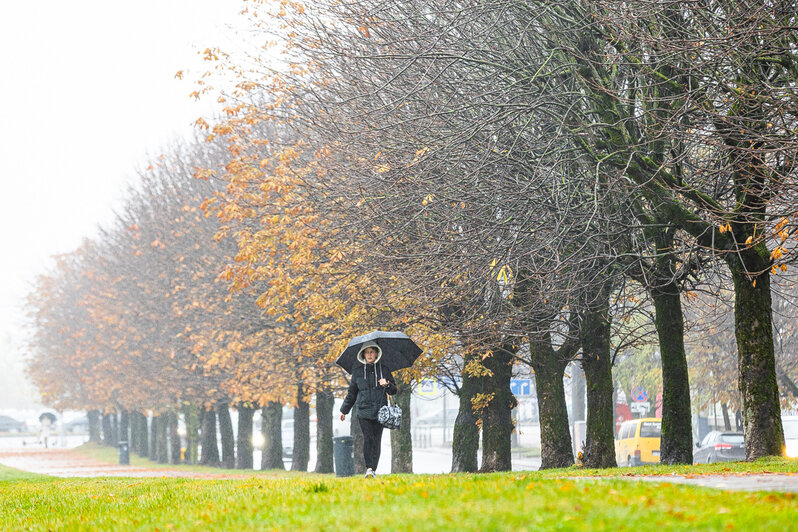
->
[40, 416, 52, 448]
[339, 341, 397, 478]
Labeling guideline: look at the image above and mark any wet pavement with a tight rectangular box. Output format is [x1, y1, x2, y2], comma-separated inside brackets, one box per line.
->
[0, 448, 252, 478]
[3, 446, 797, 492]
[0, 445, 541, 478]
[628, 472, 798, 492]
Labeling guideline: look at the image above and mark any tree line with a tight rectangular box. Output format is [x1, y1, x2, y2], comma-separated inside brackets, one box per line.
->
[26, 0, 797, 471]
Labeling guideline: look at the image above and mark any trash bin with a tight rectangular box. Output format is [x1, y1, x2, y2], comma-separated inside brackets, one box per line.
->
[333, 436, 354, 477]
[118, 441, 130, 465]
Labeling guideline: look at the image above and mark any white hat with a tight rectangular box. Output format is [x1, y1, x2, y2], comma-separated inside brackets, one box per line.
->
[356, 341, 382, 364]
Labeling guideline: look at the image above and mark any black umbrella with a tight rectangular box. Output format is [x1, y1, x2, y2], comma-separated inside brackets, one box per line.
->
[336, 331, 423, 374]
[39, 412, 57, 424]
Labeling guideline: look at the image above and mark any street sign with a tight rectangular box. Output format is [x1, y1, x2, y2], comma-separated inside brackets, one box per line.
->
[630, 402, 650, 415]
[418, 378, 437, 395]
[631, 386, 648, 402]
[511, 378, 532, 397]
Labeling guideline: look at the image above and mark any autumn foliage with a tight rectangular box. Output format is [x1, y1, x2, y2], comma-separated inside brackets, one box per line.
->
[25, 0, 798, 472]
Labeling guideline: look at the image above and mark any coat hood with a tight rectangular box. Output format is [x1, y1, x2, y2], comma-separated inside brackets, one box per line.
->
[356, 341, 382, 364]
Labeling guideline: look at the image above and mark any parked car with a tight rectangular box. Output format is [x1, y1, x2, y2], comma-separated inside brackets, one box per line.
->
[783, 416, 798, 458]
[693, 431, 745, 464]
[282, 418, 294, 459]
[0, 415, 25, 433]
[615, 417, 661, 466]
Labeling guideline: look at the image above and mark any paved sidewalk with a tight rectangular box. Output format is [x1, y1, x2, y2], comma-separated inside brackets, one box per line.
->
[0, 446, 541, 478]
[5, 447, 797, 492]
[628, 472, 798, 492]
[0, 448, 250, 478]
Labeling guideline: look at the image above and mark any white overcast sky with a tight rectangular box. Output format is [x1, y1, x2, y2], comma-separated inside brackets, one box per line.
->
[0, 1, 247, 401]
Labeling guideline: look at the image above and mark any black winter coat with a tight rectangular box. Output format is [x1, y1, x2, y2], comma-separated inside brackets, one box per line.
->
[340, 362, 398, 420]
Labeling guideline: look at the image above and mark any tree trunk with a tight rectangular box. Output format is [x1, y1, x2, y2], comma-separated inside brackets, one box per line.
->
[778, 370, 798, 402]
[87, 410, 102, 444]
[652, 285, 693, 464]
[217, 403, 235, 469]
[721, 403, 732, 431]
[129, 412, 141, 455]
[390, 374, 413, 473]
[101, 413, 113, 447]
[168, 411, 181, 464]
[111, 413, 118, 446]
[730, 264, 785, 458]
[148, 415, 158, 461]
[291, 385, 310, 472]
[580, 288, 617, 469]
[261, 402, 284, 470]
[350, 404, 365, 474]
[451, 357, 480, 473]
[156, 413, 168, 464]
[134, 411, 148, 457]
[200, 407, 220, 466]
[182, 404, 199, 465]
[479, 343, 516, 472]
[119, 410, 129, 446]
[235, 405, 254, 469]
[515, 267, 577, 469]
[314, 388, 335, 474]
[533, 358, 574, 469]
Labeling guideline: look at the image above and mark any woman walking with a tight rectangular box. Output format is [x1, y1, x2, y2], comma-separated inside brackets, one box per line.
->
[340, 341, 397, 478]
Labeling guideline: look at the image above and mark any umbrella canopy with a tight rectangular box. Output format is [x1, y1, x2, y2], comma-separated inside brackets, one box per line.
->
[336, 331, 422, 374]
[39, 412, 57, 424]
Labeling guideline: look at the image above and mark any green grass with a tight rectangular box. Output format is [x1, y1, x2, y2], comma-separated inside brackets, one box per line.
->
[72, 443, 312, 477]
[0, 463, 46, 482]
[5, 447, 795, 530]
[1, 464, 797, 530]
[73, 441, 798, 479]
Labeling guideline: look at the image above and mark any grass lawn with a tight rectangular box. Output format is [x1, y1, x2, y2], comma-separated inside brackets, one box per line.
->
[73, 441, 798, 478]
[0, 464, 45, 482]
[71, 443, 283, 476]
[1, 458, 797, 531]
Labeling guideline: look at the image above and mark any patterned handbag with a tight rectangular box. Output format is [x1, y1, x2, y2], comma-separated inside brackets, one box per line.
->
[378, 397, 402, 430]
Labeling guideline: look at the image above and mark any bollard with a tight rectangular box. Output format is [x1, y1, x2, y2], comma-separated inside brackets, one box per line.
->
[333, 436, 354, 477]
[118, 440, 130, 465]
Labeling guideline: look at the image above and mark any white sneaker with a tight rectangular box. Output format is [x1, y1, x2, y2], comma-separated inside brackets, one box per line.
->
[365, 468, 375, 478]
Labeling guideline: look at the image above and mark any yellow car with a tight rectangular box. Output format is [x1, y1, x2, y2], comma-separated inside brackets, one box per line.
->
[615, 417, 661, 466]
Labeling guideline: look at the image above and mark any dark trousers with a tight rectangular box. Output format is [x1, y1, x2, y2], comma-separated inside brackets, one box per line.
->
[358, 417, 384, 470]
